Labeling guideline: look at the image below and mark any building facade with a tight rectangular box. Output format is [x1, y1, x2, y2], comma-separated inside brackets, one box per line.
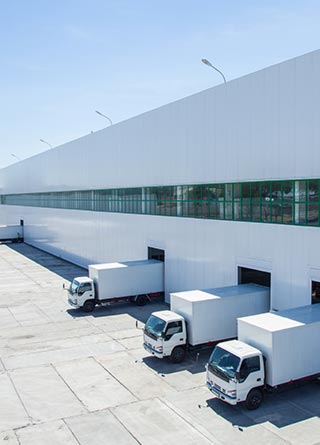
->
[1, 50, 320, 309]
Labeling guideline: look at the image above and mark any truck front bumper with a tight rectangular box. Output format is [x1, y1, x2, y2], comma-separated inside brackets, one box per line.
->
[143, 342, 164, 359]
[206, 381, 237, 405]
[68, 298, 80, 308]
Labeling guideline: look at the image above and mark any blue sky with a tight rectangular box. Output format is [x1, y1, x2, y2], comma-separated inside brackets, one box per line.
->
[1, 0, 320, 167]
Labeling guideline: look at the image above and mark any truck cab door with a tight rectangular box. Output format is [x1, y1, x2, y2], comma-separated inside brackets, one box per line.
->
[162, 321, 186, 356]
[236, 355, 264, 403]
[77, 282, 94, 305]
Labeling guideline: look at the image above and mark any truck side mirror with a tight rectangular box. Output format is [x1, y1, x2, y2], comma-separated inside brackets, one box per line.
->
[135, 320, 143, 330]
[63, 283, 65, 289]
[235, 371, 240, 382]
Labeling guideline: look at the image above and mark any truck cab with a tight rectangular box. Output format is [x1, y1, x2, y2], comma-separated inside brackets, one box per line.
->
[67, 276, 96, 312]
[143, 310, 187, 363]
[206, 340, 265, 410]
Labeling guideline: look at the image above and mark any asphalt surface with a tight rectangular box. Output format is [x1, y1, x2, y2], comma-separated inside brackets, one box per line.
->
[0, 243, 319, 444]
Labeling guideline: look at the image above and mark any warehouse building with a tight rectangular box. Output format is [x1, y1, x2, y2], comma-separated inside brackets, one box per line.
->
[1, 50, 320, 310]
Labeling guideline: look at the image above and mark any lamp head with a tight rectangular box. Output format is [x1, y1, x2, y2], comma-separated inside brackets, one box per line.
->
[201, 58, 213, 68]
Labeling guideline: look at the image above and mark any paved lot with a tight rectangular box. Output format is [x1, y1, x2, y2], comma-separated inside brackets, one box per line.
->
[0, 243, 320, 444]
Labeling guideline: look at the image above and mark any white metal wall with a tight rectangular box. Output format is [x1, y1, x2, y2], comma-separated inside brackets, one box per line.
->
[1, 50, 320, 193]
[1, 204, 319, 310]
[1, 50, 320, 310]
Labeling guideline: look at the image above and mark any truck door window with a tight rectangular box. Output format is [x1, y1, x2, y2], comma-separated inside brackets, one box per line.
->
[164, 321, 183, 340]
[78, 283, 92, 295]
[239, 356, 260, 382]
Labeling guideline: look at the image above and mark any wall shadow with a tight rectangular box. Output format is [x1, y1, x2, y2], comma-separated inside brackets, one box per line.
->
[7, 242, 86, 281]
[206, 381, 320, 428]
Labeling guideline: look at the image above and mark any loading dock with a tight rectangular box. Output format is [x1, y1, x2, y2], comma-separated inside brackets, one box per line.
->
[148, 247, 165, 262]
[312, 280, 320, 304]
[238, 266, 271, 288]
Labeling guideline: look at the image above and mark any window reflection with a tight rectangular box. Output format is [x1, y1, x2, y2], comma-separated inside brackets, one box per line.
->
[2, 179, 320, 227]
[308, 180, 318, 201]
[252, 201, 261, 221]
[282, 181, 293, 201]
[308, 204, 319, 225]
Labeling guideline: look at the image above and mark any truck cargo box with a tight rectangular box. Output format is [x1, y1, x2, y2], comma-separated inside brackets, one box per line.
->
[170, 284, 270, 346]
[89, 259, 164, 300]
[238, 304, 320, 387]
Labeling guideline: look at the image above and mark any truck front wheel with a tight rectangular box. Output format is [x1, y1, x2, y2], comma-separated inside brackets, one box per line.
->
[170, 346, 186, 364]
[135, 295, 148, 306]
[245, 388, 263, 410]
[82, 300, 95, 313]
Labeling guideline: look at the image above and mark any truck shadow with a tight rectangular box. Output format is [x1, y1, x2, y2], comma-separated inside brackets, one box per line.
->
[206, 381, 320, 428]
[142, 348, 212, 375]
[67, 297, 168, 324]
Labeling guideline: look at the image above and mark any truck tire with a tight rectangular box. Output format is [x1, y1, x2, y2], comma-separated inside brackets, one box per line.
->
[170, 346, 186, 364]
[82, 300, 95, 313]
[245, 388, 263, 410]
[135, 295, 148, 306]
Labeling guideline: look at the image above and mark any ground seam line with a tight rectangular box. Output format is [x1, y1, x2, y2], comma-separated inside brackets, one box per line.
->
[94, 356, 139, 401]
[109, 408, 143, 445]
[6, 370, 33, 425]
[62, 418, 81, 444]
[160, 397, 222, 445]
[50, 362, 90, 413]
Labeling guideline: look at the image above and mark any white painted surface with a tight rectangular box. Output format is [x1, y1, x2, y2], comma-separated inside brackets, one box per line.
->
[0, 205, 319, 309]
[238, 304, 320, 386]
[89, 260, 164, 299]
[1, 51, 320, 310]
[170, 284, 269, 345]
[1, 51, 320, 194]
[0, 225, 22, 240]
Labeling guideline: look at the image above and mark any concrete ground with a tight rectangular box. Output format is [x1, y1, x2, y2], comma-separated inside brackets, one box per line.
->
[0, 243, 319, 444]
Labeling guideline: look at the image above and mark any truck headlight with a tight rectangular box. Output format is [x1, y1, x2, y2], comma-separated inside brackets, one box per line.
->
[227, 389, 236, 398]
[155, 346, 163, 352]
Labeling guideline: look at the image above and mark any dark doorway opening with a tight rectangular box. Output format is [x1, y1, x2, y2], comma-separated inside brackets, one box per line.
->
[238, 266, 271, 287]
[148, 247, 165, 262]
[312, 281, 320, 304]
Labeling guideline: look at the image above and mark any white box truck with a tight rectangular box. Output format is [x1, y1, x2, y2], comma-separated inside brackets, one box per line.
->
[206, 304, 320, 410]
[143, 284, 270, 363]
[67, 259, 164, 312]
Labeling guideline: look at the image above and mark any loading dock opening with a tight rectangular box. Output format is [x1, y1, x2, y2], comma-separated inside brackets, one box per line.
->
[312, 281, 320, 304]
[148, 247, 165, 262]
[238, 266, 271, 288]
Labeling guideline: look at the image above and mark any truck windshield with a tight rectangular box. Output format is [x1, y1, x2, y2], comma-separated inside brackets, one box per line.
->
[144, 315, 166, 339]
[208, 346, 240, 382]
[69, 280, 80, 295]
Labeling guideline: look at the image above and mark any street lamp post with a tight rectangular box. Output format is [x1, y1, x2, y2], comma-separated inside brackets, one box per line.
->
[40, 139, 53, 149]
[201, 59, 227, 84]
[95, 110, 113, 126]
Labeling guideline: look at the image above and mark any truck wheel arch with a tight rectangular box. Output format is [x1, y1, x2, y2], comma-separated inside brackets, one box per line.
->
[170, 346, 186, 364]
[135, 295, 149, 306]
[245, 388, 263, 410]
[82, 299, 96, 313]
